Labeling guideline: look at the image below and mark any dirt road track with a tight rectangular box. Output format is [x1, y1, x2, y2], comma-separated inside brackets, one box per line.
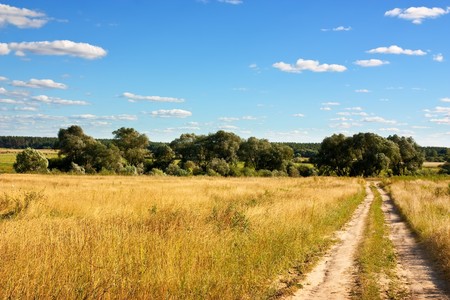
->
[286, 183, 449, 300]
[287, 183, 374, 299]
[378, 185, 449, 300]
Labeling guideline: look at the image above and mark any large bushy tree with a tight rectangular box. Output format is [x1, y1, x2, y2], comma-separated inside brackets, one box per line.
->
[13, 148, 48, 173]
[112, 127, 150, 166]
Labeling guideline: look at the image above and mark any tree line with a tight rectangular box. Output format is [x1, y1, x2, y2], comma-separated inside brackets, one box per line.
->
[10, 125, 450, 176]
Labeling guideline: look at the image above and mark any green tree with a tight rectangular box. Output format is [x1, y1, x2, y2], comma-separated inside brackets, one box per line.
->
[314, 134, 353, 176]
[14, 148, 48, 173]
[152, 144, 176, 170]
[388, 135, 424, 175]
[112, 127, 150, 166]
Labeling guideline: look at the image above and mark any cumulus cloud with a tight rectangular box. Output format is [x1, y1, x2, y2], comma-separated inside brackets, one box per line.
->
[0, 76, 8, 81]
[354, 59, 390, 67]
[322, 26, 352, 32]
[355, 89, 371, 93]
[441, 97, 450, 103]
[433, 53, 444, 62]
[219, 117, 239, 122]
[1, 40, 107, 59]
[0, 98, 20, 104]
[11, 78, 67, 89]
[150, 109, 192, 118]
[0, 4, 48, 28]
[0, 87, 29, 98]
[362, 116, 397, 124]
[72, 114, 137, 121]
[367, 45, 426, 56]
[385, 7, 450, 24]
[122, 92, 184, 103]
[322, 102, 340, 106]
[273, 58, 347, 73]
[218, 0, 243, 4]
[31, 95, 89, 106]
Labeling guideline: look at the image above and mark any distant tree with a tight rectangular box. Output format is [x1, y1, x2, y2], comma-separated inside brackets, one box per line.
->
[203, 130, 242, 165]
[388, 135, 424, 175]
[238, 137, 271, 169]
[13, 148, 48, 173]
[314, 134, 353, 176]
[152, 144, 176, 170]
[207, 158, 231, 176]
[112, 127, 150, 166]
[56, 125, 122, 173]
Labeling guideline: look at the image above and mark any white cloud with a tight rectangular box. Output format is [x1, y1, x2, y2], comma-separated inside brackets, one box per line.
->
[14, 106, 38, 112]
[345, 107, 363, 111]
[72, 114, 137, 121]
[0, 99, 20, 104]
[433, 53, 444, 62]
[354, 59, 390, 67]
[150, 109, 192, 118]
[385, 7, 450, 24]
[122, 92, 184, 103]
[333, 26, 352, 31]
[0, 43, 10, 55]
[367, 45, 426, 56]
[441, 97, 450, 103]
[430, 117, 450, 125]
[322, 102, 340, 106]
[218, 0, 243, 4]
[330, 122, 361, 129]
[273, 58, 347, 73]
[219, 117, 239, 122]
[32, 95, 89, 106]
[4, 40, 107, 59]
[11, 78, 67, 89]
[320, 107, 332, 111]
[241, 116, 258, 120]
[362, 116, 397, 124]
[355, 89, 371, 93]
[0, 76, 8, 81]
[293, 113, 305, 117]
[219, 125, 239, 130]
[0, 87, 30, 98]
[321, 26, 352, 32]
[0, 4, 48, 28]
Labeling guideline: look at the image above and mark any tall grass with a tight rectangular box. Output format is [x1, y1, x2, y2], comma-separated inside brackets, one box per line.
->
[388, 179, 450, 281]
[0, 175, 364, 299]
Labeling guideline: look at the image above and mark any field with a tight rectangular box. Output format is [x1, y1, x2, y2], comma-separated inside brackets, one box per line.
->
[0, 175, 364, 299]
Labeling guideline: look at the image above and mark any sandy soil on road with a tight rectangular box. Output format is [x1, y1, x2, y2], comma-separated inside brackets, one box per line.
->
[285, 183, 449, 300]
[378, 185, 449, 300]
[286, 183, 374, 300]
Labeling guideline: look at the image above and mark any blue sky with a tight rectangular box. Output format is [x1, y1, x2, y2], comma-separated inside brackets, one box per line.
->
[1, 1, 449, 146]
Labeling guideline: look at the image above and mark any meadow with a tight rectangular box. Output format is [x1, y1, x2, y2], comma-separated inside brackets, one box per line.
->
[387, 178, 450, 281]
[0, 175, 364, 299]
[0, 149, 58, 173]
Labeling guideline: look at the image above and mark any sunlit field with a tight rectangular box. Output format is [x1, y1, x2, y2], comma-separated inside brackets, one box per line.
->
[388, 179, 450, 280]
[0, 175, 364, 299]
[0, 149, 57, 173]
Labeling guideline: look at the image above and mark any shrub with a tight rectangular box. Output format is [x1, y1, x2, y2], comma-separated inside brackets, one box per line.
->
[206, 158, 230, 176]
[13, 148, 48, 173]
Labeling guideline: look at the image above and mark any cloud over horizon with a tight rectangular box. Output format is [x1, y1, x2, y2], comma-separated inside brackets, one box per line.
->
[122, 92, 185, 103]
[367, 45, 426, 56]
[273, 58, 347, 73]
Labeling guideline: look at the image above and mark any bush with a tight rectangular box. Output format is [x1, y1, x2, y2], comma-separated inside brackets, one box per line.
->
[149, 168, 165, 176]
[258, 169, 273, 177]
[13, 148, 48, 173]
[206, 158, 230, 176]
[165, 163, 189, 176]
[70, 162, 85, 175]
[439, 162, 450, 175]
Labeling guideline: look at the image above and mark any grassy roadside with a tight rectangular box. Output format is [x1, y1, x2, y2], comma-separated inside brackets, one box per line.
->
[386, 178, 450, 282]
[352, 185, 405, 299]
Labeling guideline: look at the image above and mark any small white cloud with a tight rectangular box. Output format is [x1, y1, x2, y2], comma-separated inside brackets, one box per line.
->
[441, 97, 450, 103]
[333, 26, 352, 31]
[5, 40, 107, 59]
[385, 7, 450, 24]
[0, 98, 20, 104]
[430, 117, 450, 125]
[32, 95, 89, 106]
[218, 0, 243, 4]
[354, 59, 390, 67]
[11, 78, 67, 89]
[320, 107, 332, 111]
[0, 4, 48, 29]
[322, 102, 340, 106]
[362, 116, 397, 124]
[293, 113, 305, 117]
[355, 89, 370, 93]
[367, 45, 426, 56]
[72, 114, 137, 121]
[219, 117, 239, 122]
[330, 122, 361, 129]
[150, 109, 192, 118]
[241, 116, 258, 120]
[122, 92, 184, 103]
[273, 58, 347, 73]
[219, 125, 239, 130]
[433, 53, 444, 62]
[345, 107, 363, 111]
[0, 76, 8, 81]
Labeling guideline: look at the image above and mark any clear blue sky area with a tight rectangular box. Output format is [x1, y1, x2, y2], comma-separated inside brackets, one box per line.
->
[1, 0, 449, 146]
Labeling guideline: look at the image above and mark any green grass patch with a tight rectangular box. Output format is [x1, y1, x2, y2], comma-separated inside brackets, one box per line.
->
[353, 185, 405, 299]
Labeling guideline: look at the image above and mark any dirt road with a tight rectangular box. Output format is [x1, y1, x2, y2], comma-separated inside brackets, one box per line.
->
[286, 182, 449, 300]
[287, 183, 374, 299]
[378, 185, 449, 300]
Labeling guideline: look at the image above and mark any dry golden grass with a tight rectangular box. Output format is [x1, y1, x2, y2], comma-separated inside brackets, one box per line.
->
[389, 179, 450, 280]
[0, 175, 364, 299]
